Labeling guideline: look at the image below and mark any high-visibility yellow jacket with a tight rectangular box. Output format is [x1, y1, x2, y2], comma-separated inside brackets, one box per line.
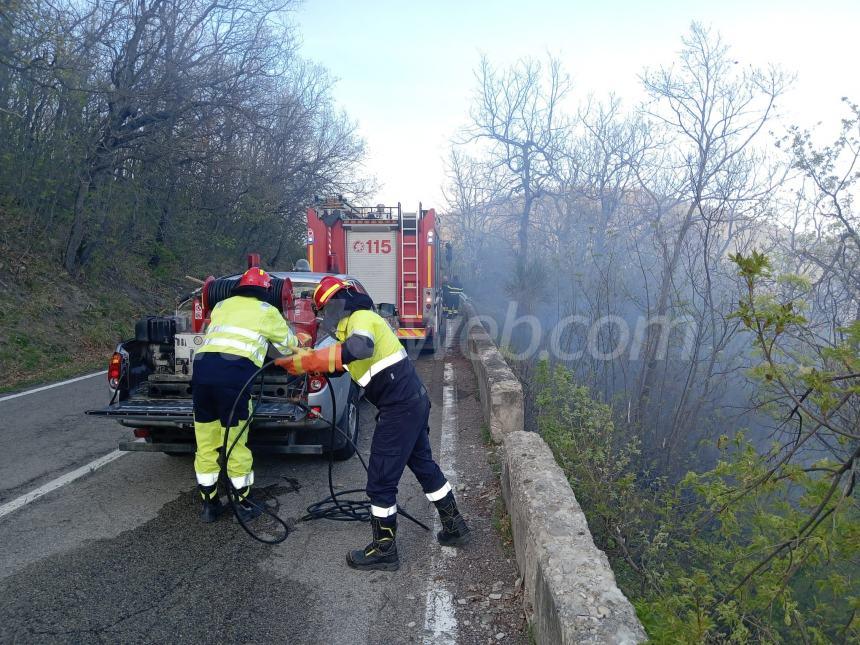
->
[197, 296, 298, 367]
[335, 309, 406, 387]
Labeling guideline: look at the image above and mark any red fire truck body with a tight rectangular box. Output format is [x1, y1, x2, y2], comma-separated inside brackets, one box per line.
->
[305, 198, 443, 345]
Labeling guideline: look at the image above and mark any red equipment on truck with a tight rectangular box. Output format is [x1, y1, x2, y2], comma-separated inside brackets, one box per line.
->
[306, 197, 445, 349]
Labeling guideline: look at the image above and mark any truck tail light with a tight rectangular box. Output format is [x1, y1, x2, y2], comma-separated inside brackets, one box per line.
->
[108, 352, 124, 389]
[308, 375, 326, 393]
[133, 428, 150, 438]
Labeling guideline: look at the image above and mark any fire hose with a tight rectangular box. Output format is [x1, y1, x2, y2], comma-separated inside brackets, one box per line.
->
[220, 360, 430, 544]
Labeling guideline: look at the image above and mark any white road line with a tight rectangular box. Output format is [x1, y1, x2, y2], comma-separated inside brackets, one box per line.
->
[445, 317, 455, 351]
[423, 355, 459, 644]
[0, 448, 129, 520]
[0, 370, 108, 403]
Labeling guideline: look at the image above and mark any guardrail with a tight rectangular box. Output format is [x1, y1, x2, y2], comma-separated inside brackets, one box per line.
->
[459, 298, 646, 645]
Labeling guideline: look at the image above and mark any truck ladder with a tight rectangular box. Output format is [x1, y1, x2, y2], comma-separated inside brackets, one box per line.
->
[400, 211, 420, 321]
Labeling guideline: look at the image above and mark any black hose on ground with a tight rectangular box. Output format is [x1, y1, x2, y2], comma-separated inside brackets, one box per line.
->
[221, 360, 290, 545]
[300, 380, 371, 523]
[219, 363, 429, 545]
[300, 381, 430, 531]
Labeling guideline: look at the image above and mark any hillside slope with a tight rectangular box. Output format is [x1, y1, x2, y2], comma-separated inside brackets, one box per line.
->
[1, 204, 207, 391]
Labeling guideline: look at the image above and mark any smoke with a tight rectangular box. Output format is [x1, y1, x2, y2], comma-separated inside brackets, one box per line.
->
[443, 33, 859, 477]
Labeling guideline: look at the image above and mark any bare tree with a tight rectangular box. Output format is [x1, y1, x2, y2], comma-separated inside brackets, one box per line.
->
[782, 99, 860, 326]
[461, 55, 571, 272]
[441, 147, 503, 280]
[633, 23, 787, 445]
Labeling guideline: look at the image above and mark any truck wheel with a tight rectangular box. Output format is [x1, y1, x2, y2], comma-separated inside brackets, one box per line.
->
[332, 384, 360, 461]
[418, 332, 434, 356]
[430, 309, 447, 355]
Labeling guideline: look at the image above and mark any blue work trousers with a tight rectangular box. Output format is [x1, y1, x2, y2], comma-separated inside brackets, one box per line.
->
[365, 393, 447, 514]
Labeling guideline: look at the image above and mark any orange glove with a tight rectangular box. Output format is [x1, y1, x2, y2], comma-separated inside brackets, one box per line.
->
[275, 344, 343, 375]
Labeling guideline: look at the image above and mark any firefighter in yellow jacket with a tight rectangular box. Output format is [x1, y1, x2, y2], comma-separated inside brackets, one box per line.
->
[192, 267, 300, 523]
[276, 276, 470, 571]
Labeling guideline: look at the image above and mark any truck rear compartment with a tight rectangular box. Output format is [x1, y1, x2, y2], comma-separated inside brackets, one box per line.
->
[87, 368, 338, 454]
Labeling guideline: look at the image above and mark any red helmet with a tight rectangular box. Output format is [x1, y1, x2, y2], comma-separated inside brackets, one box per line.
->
[237, 267, 272, 289]
[313, 276, 351, 310]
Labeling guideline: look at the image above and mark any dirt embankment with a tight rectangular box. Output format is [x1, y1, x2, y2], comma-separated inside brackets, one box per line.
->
[0, 208, 185, 391]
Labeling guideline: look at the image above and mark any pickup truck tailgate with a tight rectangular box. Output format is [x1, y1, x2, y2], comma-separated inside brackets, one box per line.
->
[86, 399, 306, 422]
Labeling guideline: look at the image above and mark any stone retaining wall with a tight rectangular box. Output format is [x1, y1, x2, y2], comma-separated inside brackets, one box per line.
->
[459, 299, 647, 644]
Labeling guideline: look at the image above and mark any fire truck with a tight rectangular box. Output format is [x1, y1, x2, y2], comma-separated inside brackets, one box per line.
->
[306, 197, 444, 350]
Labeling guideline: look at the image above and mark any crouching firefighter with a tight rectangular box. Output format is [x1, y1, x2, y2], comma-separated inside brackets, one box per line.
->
[276, 276, 471, 571]
[192, 267, 301, 523]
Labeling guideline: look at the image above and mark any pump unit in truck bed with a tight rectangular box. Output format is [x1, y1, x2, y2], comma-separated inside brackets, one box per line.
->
[306, 197, 445, 350]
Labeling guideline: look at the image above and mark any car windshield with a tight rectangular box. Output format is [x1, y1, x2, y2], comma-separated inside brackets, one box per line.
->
[292, 281, 319, 300]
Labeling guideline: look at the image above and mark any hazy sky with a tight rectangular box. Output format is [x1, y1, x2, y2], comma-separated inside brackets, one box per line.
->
[295, 0, 860, 211]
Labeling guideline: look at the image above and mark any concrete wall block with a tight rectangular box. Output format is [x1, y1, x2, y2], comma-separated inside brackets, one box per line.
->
[460, 298, 646, 644]
[502, 431, 647, 644]
[460, 300, 524, 442]
[490, 378, 524, 438]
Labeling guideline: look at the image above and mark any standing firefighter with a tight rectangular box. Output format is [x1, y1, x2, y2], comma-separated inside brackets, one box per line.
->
[447, 275, 463, 317]
[277, 276, 470, 571]
[192, 267, 300, 523]
[441, 276, 453, 317]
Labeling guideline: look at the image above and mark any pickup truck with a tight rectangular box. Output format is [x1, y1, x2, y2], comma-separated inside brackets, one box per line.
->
[87, 270, 367, 460]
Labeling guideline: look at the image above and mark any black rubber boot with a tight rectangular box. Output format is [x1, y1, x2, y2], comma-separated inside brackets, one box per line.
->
[198, 484, 223, 523]
[233, 485, 263, 523]
[347, 515, 400, 571]
[434, 491, 471, 546]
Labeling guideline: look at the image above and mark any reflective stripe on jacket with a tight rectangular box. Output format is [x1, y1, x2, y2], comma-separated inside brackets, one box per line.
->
[336, 309, 406, 387]
[196, 296, 298, 367]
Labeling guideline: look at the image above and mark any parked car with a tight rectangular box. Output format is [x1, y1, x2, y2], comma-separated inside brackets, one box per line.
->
[87, 271, 368, 460]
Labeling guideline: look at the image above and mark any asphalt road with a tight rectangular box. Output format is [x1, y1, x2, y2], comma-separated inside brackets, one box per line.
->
[0, 326, 520, 644]
[0, 375, 127, 504]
